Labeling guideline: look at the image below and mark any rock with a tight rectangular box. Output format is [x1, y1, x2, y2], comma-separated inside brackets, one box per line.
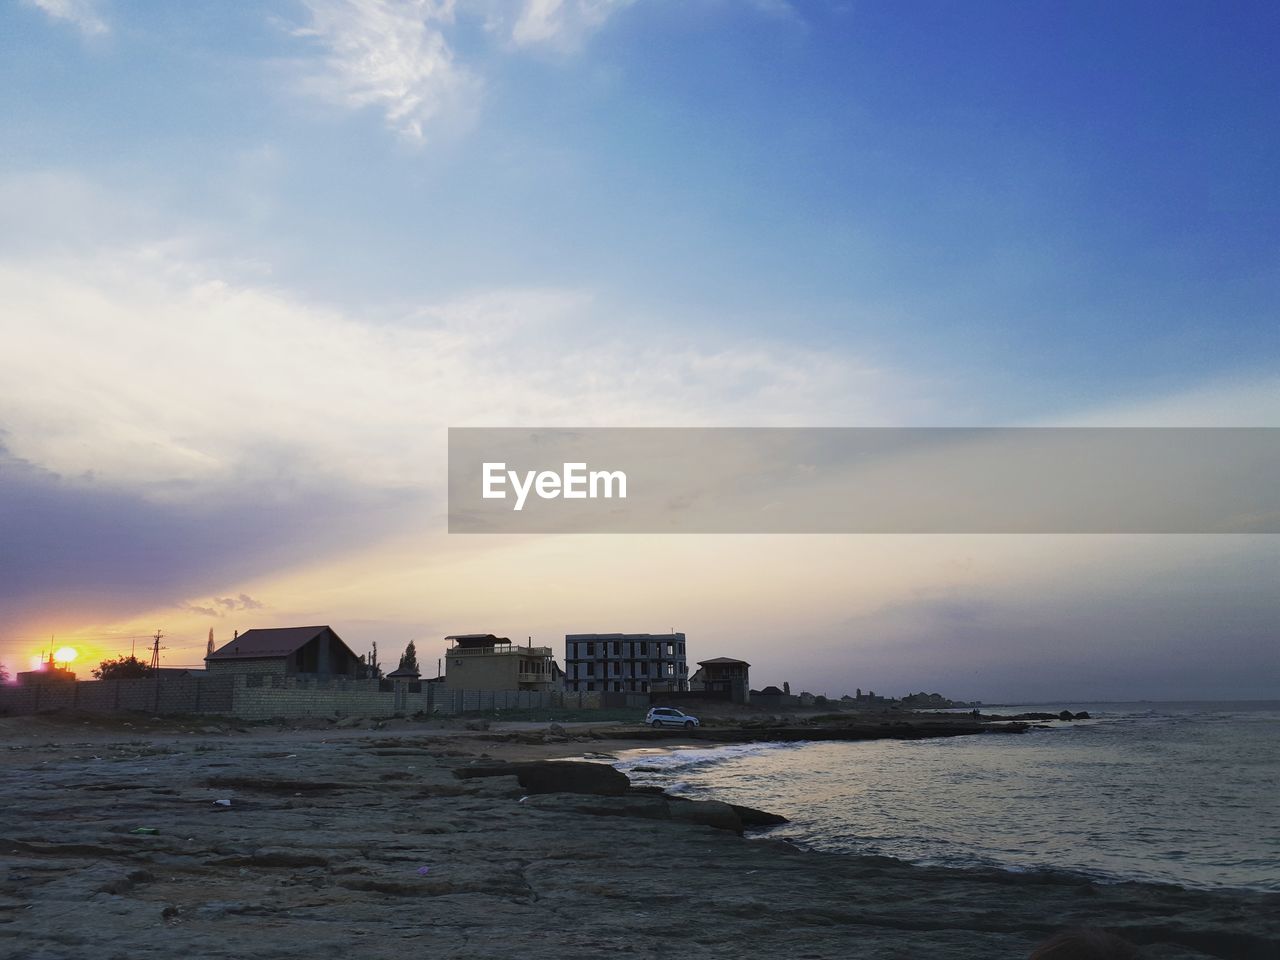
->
[334, 717, 364, 729]
[729, 803, 789, 828]
[464, 719, 491, 731]
[548, 723, 566, 734]
[1058, 710, 1075, 721]
[454, 760, 630, 796]
[668, 799, 744, 834]
[517, 761, 630, 796]
[1074, 711, 1091, 719]
[208, 849, 330, 868]
[524, 794, 672, 821]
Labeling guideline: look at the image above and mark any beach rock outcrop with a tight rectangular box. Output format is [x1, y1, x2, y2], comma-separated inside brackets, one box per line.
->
[522, 793, 787, 836]
[668, 799, 743, 833]
[453, 760, 630, 796]
[730, 803, 789, 828]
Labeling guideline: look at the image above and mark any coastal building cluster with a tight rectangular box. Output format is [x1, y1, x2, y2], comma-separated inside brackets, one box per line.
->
[206, 625, 753, 702]
[2, 624, 768, 719]
[4, 624, 978, 720]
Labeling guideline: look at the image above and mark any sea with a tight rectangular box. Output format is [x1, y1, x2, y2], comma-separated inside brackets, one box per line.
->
[612, 700, 1280, 893]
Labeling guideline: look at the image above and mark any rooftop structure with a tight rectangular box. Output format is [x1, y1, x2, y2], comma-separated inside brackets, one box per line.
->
[443, 634, 555, 691]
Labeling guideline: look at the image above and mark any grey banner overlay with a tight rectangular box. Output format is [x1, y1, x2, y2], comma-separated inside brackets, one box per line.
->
[448, 428, 1280, 534]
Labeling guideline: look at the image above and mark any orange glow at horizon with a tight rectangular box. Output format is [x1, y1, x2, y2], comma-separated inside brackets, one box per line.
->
[53, 646, 79, 664]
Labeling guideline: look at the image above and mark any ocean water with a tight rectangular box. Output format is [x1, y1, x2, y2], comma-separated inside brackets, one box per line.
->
[613, 701, 1280, 892]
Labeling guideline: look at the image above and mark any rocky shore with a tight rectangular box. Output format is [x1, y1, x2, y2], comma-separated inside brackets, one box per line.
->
[1, 715, 1276, 960]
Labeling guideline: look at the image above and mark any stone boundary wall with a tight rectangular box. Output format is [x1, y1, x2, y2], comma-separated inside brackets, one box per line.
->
[0, 675, 236, 716]
[0, 675, 606, 720]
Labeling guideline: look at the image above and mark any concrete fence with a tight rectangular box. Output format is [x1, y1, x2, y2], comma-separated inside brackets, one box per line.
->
[0, 674, 611, 720]
[0, 675, 236, 716]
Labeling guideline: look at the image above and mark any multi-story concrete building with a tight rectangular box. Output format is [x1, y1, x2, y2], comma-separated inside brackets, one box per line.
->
[443, 634, 556, 691]
[564, 632, 688, 693]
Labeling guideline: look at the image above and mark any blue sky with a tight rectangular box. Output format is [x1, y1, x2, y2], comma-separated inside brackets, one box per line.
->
[0, 1, 1277, 697]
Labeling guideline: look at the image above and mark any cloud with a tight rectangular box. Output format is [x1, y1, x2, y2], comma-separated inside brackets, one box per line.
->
[0, 184, 913, 643]
[0, 244, 907, 497]
[286, 0, 636, 141]
[508, 0, 632, 52]
[0, 439, 415, 638]
[177, 594, 264, 617]
[290, 0, 476, 142]
[23, 0, 107, 35]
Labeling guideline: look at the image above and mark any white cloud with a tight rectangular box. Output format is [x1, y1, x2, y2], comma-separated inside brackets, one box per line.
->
[509, 0, 632, 51]
[23, 0, 107, 35]
[286, 0, 636, 141]
[291, 0, 476, 142]
[0, 240, 907, 498]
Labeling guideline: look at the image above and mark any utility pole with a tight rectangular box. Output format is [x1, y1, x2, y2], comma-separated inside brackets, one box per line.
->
[149, 630, 165, 671]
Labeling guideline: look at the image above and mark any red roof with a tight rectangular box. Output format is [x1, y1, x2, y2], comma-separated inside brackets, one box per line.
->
[207, 625, 347, 661]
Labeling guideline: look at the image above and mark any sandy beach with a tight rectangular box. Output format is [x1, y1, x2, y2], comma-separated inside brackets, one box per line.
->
[1, 714, 1276, 960]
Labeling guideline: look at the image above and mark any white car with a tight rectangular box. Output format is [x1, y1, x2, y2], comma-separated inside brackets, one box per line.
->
[645, 707, 700, 728]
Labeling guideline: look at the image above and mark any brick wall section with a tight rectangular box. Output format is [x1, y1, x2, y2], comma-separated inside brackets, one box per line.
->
[0, 675, 237, 716]
[0, 676, 604, 719]
[205, 659, 287, 676]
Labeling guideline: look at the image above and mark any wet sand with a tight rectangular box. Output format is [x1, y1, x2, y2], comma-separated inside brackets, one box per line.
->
[1, 715, 1276, 960]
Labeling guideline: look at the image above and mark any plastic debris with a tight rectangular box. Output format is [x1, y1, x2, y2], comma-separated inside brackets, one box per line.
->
[417, 866, 431, 876]
[130, 827, 158, 835]
[213, 799, 232, 806]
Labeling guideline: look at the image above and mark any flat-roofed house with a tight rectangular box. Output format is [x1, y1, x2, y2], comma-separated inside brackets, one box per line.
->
[204, 625, 362, 679]
[443, 634, 556, 691]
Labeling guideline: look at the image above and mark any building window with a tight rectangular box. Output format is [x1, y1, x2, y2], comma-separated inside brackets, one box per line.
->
[612, 641, 620, 656]
[667, 643, 674, 656]
[587, 663, 595, 676]
[587, 682, 595, 691]
[586, 642, 595, 656]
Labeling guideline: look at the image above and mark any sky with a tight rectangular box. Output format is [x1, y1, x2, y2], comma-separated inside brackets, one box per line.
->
[0, 0, 1277, 701]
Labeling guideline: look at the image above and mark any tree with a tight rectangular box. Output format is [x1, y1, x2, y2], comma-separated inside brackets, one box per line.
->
[0, 662, 8, 683]
[361, 642, 383, 680]
[398, 640, 419, 674]
[92, 655, 153, 680]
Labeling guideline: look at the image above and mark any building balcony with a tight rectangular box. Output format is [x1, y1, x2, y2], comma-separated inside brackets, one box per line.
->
[517, 672, 553, 684]
[449, 645, 553, 658]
